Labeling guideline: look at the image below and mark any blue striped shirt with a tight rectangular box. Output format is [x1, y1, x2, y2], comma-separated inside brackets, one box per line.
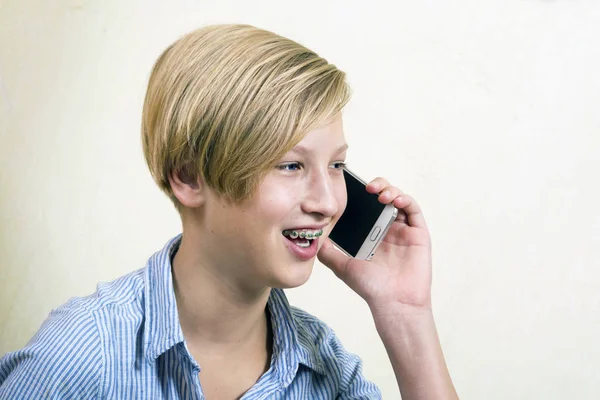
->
[0, 234, 381, 399]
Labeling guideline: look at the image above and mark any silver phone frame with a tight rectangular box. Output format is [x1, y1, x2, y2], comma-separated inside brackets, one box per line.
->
[330, 168, 398, 261]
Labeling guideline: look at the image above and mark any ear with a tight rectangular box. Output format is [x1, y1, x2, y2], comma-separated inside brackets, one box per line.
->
[168, 167, 205, 208]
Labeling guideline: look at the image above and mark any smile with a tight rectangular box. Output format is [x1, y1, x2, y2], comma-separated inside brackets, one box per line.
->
[282, 229, 323, 239]
[282, 229, 324, 248]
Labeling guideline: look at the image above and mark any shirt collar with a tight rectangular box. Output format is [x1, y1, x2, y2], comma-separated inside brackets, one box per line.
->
[142, 234, 328, 382]
[143, 234, 185, 362]
[268, 288, 327, 386]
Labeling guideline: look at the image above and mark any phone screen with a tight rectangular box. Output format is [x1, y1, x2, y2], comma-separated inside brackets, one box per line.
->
[329, 169, 387, 257]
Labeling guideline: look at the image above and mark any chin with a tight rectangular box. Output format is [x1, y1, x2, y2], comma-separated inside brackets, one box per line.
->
[271, 259, 315, 289]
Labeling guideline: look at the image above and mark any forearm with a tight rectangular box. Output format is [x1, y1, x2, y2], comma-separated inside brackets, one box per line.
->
[372, 305, 458, 400]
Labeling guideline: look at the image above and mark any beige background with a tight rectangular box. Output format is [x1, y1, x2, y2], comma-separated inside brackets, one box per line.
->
[1, 0, 599, 398]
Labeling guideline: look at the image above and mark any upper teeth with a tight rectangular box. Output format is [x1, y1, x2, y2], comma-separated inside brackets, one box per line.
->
[283, 229, 323, 239]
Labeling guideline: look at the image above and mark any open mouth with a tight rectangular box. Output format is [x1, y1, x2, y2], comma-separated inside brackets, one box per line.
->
[282, 229, 324, 248]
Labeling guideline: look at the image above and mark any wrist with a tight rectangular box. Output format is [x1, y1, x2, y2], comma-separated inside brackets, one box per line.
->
[369, 300, 433, 321]
[369, 302, 436, 337]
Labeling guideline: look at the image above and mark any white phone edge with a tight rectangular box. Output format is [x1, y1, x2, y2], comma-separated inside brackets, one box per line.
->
[331, 168, 399, 261]
[355, 203, 398, 260]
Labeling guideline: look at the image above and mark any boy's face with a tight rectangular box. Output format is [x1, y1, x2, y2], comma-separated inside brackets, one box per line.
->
[200, 116, 348, 291]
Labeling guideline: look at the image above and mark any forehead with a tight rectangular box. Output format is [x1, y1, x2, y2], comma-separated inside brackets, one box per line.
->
[289, 117, 347, 155]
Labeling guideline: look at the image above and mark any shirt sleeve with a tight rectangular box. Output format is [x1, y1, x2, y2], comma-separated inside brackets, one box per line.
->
[0, 300, 104, 399]
[327, 330, 383, 400]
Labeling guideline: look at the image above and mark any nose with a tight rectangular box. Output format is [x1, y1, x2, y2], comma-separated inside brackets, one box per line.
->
[301, 170, 340, 218]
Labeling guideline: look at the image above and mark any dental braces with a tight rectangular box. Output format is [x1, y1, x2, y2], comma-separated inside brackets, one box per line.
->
[282, 229, 324, 239]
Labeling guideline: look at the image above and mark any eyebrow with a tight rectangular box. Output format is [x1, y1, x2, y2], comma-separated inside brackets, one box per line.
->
[290, 143, 349, 156]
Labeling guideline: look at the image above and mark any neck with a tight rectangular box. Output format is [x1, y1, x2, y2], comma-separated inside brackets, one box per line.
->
[172, 229, 271, 355]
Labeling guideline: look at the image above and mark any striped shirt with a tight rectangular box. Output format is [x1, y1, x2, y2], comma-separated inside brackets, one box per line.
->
[0, 234, 381, 399]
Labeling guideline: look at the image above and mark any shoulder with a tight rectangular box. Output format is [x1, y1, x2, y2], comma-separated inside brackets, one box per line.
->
[289, 305, 354, 363]
[0, 268, 146, 399]
[290, 306, 382, 399]
[0, 296, 103, 398]
[86, 267, 146, 310]
[290, 305, 332, 342]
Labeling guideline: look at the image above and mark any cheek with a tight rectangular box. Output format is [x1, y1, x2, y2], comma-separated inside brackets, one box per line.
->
[254, 184, 297, 225]
[334, 180, 348, 219]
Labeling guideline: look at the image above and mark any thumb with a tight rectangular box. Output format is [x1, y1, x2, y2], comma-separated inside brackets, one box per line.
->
[317, 239, 351, 279]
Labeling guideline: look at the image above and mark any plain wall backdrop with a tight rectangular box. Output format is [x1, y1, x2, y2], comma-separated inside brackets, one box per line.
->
[1, 0, 599, 398]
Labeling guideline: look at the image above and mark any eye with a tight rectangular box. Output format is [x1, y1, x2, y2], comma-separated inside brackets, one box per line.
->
[330, 161, 347, 170]
[276, 162, 303, 172]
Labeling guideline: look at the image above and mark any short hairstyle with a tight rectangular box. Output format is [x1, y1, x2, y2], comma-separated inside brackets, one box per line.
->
[141, 24, 351, 211]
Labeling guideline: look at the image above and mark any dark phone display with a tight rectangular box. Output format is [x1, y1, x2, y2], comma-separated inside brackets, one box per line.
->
[329, 169, 386, 257]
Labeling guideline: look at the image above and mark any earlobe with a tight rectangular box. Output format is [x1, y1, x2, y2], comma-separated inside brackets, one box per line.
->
[168, 168, 205, 208]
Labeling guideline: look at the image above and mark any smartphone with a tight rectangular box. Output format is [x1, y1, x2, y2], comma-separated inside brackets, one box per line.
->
[329, 168, 398, 260]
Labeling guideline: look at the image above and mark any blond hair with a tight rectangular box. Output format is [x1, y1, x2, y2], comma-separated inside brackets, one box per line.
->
[141, 24, 351, 211]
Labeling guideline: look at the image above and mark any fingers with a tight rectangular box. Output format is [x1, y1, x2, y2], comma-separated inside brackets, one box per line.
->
[365, 177, 389, 194]
[378, 186, 403, 204]
[367, 177, 403, 204]
[317, 239, 351, 279]
[366, 177, 427, 229]
[393, 193, 427, 229]
[367, 178, 403, 202]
